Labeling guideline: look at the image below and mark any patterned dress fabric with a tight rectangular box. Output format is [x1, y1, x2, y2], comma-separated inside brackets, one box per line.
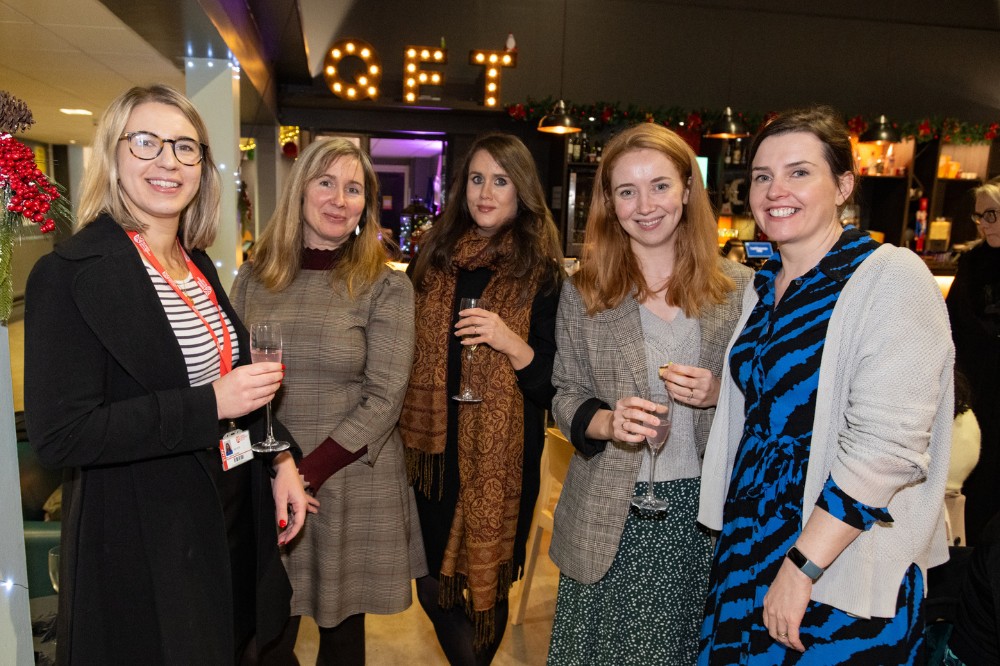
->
[231, 260, 426, 628]
[700, 228, 925, 665]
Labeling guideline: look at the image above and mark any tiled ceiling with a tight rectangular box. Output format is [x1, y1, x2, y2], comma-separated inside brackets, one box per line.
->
[0, 0, 183, 146]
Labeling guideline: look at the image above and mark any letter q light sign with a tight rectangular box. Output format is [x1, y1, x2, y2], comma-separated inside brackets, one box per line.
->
[323, 38, 382, 100]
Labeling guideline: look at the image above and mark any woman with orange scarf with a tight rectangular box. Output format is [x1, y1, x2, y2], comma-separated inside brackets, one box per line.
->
[400, 132, 563, 664]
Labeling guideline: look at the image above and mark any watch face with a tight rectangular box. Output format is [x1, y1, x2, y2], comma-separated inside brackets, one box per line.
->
[787, 546, 807, 568]
[787, 546, 823, 581]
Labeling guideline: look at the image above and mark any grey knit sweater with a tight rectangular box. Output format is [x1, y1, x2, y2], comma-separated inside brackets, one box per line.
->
[699, 244, 954, 619]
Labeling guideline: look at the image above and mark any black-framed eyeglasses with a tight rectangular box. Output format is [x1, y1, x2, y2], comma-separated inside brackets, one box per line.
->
[119, 131, 207, 166]
[972, 209, 999, 225]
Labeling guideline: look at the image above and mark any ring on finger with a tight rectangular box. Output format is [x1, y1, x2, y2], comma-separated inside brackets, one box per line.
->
[777, 632, 788, 639]
[689, 388, 695, 399]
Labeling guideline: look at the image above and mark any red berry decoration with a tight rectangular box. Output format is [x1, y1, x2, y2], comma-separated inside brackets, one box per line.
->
[0, 133, 61, 234]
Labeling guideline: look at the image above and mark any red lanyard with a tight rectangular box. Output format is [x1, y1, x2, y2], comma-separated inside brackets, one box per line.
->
[128, 231, 233, 376]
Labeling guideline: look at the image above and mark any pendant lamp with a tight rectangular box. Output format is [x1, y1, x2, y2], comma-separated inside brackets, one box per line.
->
[859, 115, 900, 145]
[538, 100, 579, 134]
[704, 106, 750, 139]
[537, 0, 580, 135]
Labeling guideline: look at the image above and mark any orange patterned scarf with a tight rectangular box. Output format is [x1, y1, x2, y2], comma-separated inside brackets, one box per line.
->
[400, 228, 536, 648]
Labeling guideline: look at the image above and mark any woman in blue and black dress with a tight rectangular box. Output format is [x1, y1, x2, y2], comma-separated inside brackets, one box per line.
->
[698, 106, 954, 664]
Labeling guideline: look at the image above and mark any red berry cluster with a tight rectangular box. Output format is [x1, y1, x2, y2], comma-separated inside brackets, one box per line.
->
[0, 134, 59, 233]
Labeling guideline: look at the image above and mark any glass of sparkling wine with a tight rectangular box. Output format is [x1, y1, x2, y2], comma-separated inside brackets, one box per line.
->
[452, 297, 483, 403]
[250, 321, 290, 453]
[630, 391, 673, 513]
[48, 546, 59, 593]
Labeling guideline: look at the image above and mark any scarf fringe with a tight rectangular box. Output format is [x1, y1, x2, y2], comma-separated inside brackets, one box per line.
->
[406, 449, 445, 500]
[437, 561, 514, 652]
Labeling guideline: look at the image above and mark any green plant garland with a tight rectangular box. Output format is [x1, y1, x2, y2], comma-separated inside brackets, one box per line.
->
[508, 97, 999, 145]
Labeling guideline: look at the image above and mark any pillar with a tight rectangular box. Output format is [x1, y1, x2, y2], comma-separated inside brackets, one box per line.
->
[186, 58, 241, 291]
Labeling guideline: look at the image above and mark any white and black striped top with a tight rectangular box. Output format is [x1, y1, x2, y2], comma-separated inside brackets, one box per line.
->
[143, 260, 241, 387]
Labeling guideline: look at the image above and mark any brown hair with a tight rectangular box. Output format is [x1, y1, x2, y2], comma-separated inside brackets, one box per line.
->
[411, 132, 563, 302]
[251, 137, 386, 297]
[574, 123, 733, 317]
[747, 105, 857, 215]
[76, 84, 221, 250]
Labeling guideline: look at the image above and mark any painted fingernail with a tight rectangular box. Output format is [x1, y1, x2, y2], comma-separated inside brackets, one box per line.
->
[281, 364, 286, 371]
[279, 519, 287, 529]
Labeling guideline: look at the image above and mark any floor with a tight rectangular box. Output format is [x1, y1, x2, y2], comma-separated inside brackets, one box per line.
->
[7, 316, 562, 665]
[292, 533, 560, 665]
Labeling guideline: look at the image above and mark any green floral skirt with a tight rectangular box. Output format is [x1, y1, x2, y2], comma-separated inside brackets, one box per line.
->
[547, 478, 711, 666]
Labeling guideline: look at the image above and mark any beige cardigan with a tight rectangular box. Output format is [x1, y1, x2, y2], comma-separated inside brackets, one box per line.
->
[698, 244, 954, 618]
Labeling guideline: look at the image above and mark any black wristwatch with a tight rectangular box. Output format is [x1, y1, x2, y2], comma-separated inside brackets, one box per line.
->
[786, 546, 824, 582]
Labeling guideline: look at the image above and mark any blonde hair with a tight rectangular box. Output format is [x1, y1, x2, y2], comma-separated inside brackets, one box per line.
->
[973, 176, 1000, 205]
[251, 137, 386, 297]
[574, 123, 733, 317]
[76, 84, 221, 250]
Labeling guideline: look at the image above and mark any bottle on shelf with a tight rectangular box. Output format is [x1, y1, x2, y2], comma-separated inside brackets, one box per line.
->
[914, 197, 928, 253]
[731, 139, 743, 166]
[578, 133, 589, 163]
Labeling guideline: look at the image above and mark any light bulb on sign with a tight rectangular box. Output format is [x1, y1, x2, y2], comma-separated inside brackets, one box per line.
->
[468, 49, 516, 108]
[323, 38, 382, 101]
[402, 44, 448, 104]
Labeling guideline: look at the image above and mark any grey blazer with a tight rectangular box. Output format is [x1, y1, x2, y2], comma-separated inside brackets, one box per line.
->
[549, 258, 751, 583]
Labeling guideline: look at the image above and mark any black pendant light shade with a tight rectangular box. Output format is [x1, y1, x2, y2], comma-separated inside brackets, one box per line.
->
[704, 106, 750, 139]
[537, 99, 580, 134]
[859, 115, 900, 144]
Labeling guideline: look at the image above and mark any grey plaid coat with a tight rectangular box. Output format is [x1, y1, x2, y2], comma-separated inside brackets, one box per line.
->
[549, 258, 751, 583]
[231, 262, 427, 627]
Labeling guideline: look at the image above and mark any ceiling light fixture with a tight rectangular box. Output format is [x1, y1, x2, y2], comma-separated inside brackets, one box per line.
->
[704, 106, 750, 139]
[859, 114, 900, 145]
[537, 0, 580, 135]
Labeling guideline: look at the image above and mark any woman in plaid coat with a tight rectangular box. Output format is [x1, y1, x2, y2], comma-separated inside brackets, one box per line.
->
[232, 137, 426, 664]
[547, 123, 751, 665]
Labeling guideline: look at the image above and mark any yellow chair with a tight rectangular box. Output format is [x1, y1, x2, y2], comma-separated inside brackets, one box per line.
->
[512, 426, 574, 625]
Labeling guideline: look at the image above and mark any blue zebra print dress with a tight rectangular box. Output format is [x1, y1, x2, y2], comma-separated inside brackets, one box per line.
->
[699, 227, 925, 665]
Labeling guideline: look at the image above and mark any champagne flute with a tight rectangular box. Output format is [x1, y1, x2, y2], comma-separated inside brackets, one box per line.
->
[452, 297, 483, 403]
[631, 391, 673, 513]
[48, 546, 60, 593]
[250, 322, 290, 453]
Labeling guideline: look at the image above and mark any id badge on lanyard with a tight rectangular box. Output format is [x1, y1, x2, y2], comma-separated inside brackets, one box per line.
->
[129, 232, 251, 470]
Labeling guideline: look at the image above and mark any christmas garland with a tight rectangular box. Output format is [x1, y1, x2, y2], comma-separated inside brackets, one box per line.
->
[508, 97, 999, 145]
[0, 91, 72, 320]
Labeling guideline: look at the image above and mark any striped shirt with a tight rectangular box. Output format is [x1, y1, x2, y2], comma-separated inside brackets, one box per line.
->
[143, 260, 240, 387]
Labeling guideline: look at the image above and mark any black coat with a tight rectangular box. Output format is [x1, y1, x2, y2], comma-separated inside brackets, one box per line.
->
[24, 215, 292, 665]
[947, 241, 1000, 545]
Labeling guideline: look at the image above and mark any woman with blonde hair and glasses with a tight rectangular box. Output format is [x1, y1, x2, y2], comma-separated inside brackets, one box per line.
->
[547, 122, 751, 664]
[948, 176, 1000, 547]
[25, 84, 311, 664]
[232, 137, 426, 665]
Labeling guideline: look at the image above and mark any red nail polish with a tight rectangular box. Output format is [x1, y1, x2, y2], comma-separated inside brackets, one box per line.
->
[281, 364, 286, 371]
[279, 519, 287, 529]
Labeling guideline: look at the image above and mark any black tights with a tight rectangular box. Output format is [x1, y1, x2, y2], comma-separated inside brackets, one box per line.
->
[259, 613, 366, 666]
[416, 575, 508, 666]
